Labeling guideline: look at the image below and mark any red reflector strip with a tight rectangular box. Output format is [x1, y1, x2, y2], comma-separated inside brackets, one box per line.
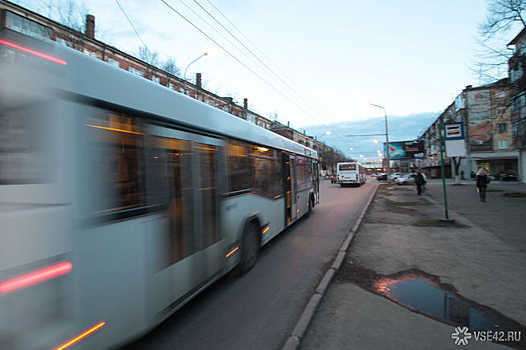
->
[54, 321, 106, 350]
[0, 39, 67, 65]
[0, 261, 72, 294]
[226, 247, 239, 258]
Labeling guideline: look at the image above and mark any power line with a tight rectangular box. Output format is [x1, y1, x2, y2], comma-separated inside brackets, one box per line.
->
[114, 0, 148, 49]
[179, 0, 350, 139]
[160, 0, 339, 132]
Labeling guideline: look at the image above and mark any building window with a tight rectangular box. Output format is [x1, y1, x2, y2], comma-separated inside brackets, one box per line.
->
[498, 123, 508, 133]
[83, 48, 98, 58]
[496, 107, 507, 116]
[128, 66, 144, 77]
[152, 76, 160, 84]
[498, 140, 509, 149]
[5, 11, 53, 42]
[168, 82, 174, 89]
[107, 58, 120, 67]
[223, 106, 228, 112]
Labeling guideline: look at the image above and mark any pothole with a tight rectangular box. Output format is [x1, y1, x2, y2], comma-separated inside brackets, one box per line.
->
[336, 264, 526, 348]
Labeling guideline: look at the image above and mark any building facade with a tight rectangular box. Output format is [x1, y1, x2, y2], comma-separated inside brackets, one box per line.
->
[0, 0, 274, 130]
[418, 80, 518, 179]
[508, 27, 526, 182]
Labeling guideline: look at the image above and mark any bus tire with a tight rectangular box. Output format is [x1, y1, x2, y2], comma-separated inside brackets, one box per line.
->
[239, 222, 260, 273]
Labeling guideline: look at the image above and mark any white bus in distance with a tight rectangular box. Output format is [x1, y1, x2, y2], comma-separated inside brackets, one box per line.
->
[336, 162, 366, 186]
[0, 37, 319, 350]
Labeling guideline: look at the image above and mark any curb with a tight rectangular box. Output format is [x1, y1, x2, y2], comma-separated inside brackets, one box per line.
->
[281, 183, 380, 350]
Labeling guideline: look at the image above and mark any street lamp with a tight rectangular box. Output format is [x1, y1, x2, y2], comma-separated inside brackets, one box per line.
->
[369, 103, 390, 183]
[315, 131, 331, 140]
[183, 52, 208, 94]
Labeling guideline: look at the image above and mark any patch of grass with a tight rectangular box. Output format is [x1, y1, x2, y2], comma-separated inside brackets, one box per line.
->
[385, 199, 421, 207]
[413, 219, 469, 228]
[487, 189, 502, 192]
[502, 192, 526, 198]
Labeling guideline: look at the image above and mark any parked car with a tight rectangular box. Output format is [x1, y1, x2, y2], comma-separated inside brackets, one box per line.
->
[499, 172, 518, 181]
[376, 173, 387, 181]
[395, 173, 427, 185]
[389, 172, 401, 181]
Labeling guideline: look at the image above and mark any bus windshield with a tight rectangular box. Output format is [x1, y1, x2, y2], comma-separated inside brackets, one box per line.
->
[339, 164, 356, 171]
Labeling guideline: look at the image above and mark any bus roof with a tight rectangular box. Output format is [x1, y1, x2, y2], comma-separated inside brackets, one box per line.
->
[4, 40, 318, 159]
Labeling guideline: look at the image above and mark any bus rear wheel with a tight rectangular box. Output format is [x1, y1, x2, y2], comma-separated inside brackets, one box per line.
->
[239, 222, 260, 273]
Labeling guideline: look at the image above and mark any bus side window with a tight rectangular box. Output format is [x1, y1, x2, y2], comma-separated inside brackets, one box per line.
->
[85, 111, 145, 215]
[149, 137, 196, 266]
[198, 144, 220, 247]
[227, 140, 253, 192]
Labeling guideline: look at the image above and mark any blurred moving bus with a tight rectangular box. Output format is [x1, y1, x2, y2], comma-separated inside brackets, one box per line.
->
[336, 162, 366, 186]
[0, 37, 319, 349]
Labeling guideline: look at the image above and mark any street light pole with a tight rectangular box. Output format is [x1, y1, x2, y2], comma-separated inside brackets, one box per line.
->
[183, 52, 208, 95]
[370, 104, 390, 184]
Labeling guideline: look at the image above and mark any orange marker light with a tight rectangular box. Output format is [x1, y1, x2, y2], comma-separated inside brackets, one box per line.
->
[262, 226, 270, 234]
[226, 247, 239, 258]
[0, 261, 72, 294]
[0, 39, 67, 65]
[54, 321, 106, 350]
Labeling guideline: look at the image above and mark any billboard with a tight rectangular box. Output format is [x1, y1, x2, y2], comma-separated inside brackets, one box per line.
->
[467, 90, 493, 152]
[384, 140, 425, 160]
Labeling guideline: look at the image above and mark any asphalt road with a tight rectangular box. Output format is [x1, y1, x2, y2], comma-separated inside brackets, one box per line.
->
[122, 179, 378, 350]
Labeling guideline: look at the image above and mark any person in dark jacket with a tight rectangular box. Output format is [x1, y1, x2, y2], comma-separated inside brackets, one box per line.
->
[476, 168, 489, 202]
[414, 172, 426, 195]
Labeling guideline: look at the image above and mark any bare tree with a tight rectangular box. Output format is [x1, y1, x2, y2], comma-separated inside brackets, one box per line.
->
[479, 0, 526, 41]
[162, 58, 181, 77]
[138, 46, 160, 67]
[472, 0, 526, 82]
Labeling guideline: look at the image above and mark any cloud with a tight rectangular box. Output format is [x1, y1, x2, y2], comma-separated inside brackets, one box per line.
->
[304, 112, 439, 159]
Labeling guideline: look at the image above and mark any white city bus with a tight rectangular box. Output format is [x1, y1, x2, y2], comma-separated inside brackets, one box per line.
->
[336, 162, 366, 186]
[0, 37, 319, 350]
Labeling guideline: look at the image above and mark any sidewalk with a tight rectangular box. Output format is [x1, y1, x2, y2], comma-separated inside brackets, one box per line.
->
[298, 180, 526, 349]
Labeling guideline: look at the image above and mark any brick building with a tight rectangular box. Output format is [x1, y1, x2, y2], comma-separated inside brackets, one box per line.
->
[0, 0, 273, 129]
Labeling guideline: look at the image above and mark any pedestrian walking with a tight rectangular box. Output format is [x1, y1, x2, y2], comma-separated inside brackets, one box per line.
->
[414, 171, 426, 196]
[460, 170, 465, 180]
[475, 168, 489, 202]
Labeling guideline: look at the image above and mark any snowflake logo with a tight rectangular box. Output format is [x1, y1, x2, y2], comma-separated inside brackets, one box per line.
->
[451, 327, 472, 346]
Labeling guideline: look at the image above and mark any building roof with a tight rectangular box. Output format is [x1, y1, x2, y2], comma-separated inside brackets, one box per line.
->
[508, 26, 526, 46]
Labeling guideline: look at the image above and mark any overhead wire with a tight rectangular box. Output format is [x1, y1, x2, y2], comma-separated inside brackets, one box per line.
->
[195, 0, 351, 139]
[168, 0, 347, 138]
[160, 0, 338, 131]
[114, 0, 148, 49]
[175, 0, 270, 78]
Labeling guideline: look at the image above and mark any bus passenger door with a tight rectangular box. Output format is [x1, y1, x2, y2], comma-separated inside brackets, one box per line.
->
[288, 154, 297, 224]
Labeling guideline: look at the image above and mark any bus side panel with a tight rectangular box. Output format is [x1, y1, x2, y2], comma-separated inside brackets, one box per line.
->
[76, 220, 147, 349]
[223, 194, 285, 248]
[296, 189, 311, 218]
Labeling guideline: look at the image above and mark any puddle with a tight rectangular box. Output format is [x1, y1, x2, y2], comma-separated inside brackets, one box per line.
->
[337, 264, 525, 347]
[375, 277, 519, 331]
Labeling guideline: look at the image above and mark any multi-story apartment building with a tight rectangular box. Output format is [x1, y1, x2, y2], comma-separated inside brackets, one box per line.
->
[418, 80, 518, 179]
[0, 0, 274, 129]
[508, 28, 526, 181]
